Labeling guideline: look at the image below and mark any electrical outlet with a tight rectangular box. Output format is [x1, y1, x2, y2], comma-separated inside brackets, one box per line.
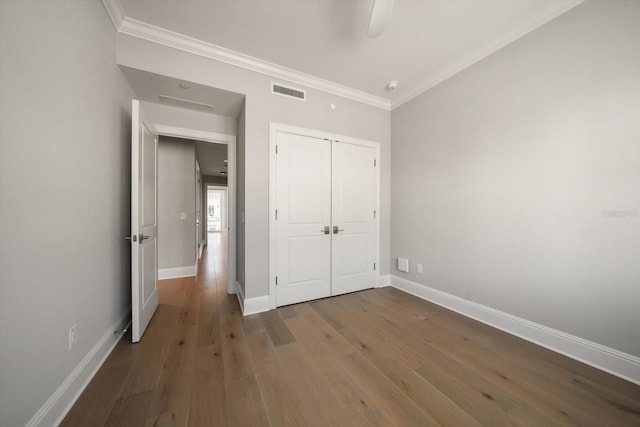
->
[417, 264, 423, 274]
[68, 325, 77, 350]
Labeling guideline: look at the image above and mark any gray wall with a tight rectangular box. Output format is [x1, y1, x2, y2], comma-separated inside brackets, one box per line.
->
[158, 137, 197, 269]
[116, 38, 391, 299]
[391, 0, 640, 357]
[0, 1, 134, 425]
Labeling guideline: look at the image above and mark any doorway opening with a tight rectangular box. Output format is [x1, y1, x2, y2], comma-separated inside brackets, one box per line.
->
[120, 66, 245, 332]
[151, 123, 237, 294]
[156, 130, 236, 294]
[207, 186, 228, 233]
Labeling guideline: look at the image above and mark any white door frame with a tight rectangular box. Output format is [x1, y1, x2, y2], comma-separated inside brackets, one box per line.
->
[195, 160, 202, 260]
[268, 122, 380, 309]
[153, 124, 237, 295]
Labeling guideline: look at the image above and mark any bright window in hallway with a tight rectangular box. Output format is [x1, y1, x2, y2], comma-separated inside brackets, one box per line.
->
[207, 187, 227, 232]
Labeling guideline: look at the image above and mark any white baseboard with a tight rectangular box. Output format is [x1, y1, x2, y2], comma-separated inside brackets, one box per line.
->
[377, 274, 391, 288]
[25, 311, 131, 427]
[227, 280, 238, 295]
[158, 265, 196, 280]
[236, 284, 270, 316]
[235, 282, 246, 314]
[244, 295, 271, 316]
[390, 275, 640, 386]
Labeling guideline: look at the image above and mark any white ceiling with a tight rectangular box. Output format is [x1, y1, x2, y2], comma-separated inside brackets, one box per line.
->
[116, 0, 582, 107]
[195, 140, 228, 177]
[120, 66, 245, 117]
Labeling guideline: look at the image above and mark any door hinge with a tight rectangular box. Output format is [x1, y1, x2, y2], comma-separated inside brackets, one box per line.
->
[275, 276, 278, 285]
[275, 145, 278, 154]
[374, 262, 376, 271]
[373, 210, 376, 219]
[374, 159, 377, 167]
[275, 209, 278, 220]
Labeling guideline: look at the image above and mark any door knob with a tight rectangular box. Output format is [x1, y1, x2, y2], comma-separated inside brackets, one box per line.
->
[333, 226, 345, 234]
[125, 235, 138, 242]
[321, 226, 330, 234]
[139, 234, 150, 241]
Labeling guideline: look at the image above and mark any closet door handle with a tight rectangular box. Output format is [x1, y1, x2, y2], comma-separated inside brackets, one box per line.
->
[321, 226, 330, 234]
[333, 226, 345, 234]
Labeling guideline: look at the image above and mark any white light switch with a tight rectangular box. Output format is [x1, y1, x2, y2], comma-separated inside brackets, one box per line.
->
[417, 264, 423, 274]
[397, 257, 409, 273]
[180, 212, 187, 220]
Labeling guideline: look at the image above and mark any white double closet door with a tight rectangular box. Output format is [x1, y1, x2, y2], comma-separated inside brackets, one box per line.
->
[275, 132, 377, 307]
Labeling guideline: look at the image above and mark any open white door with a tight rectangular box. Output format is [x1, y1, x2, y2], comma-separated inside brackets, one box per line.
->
[130, 99, 159, 343]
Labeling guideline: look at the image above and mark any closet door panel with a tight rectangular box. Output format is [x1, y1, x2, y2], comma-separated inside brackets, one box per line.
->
[275, 132, 332, 306]
[332, 141, 377, 296]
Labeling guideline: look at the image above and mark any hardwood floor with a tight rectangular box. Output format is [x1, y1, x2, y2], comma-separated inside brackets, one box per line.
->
[62, 233, 640, 426]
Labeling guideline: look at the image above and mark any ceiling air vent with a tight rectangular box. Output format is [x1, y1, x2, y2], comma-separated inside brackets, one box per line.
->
[272, 83, 306, 101]
[158, 95, 214, 112]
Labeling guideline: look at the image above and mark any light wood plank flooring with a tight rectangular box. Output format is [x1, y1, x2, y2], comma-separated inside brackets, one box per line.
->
[62, 233, 640, 426]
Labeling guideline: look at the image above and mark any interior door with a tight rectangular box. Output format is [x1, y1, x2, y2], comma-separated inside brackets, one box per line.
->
[275, 132, 332, 306]
[130, 99, 159, 343]
[331, 141, 377, 295]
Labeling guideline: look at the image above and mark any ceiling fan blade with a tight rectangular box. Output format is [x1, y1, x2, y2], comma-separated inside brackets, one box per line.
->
[368, 0, 394, 38]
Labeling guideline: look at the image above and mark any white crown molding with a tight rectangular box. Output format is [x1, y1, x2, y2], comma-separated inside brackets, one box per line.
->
[104, 0, 582, 111]
[101, 0, 390, 111]
[391, 0, 584, 109]
[118, 17, 391, 110]
[101, 0, 125, 29]
[390, 275, 640, 386]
